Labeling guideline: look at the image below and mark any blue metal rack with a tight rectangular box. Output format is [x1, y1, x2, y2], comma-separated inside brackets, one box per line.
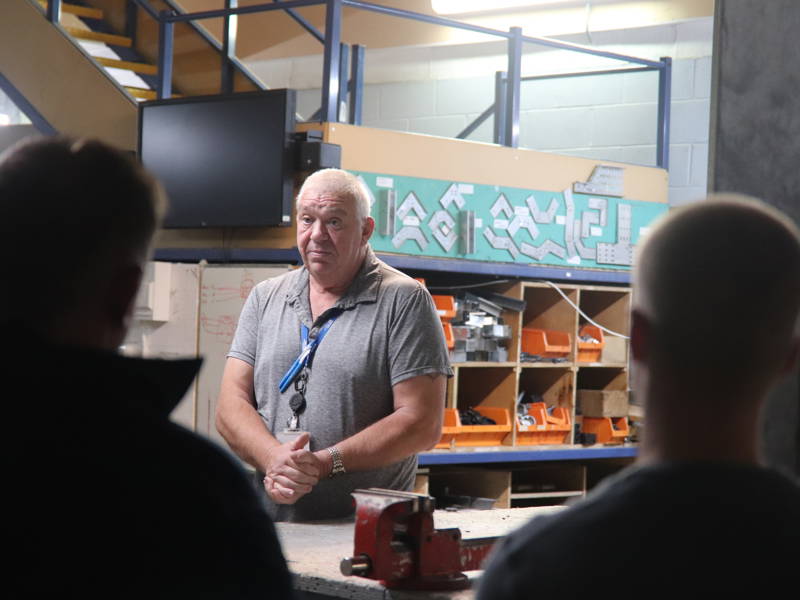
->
[418, 445, 637, 466]
[152, 247, 632, 285]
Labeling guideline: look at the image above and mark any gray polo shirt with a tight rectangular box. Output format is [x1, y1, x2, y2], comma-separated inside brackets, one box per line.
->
[228, 248, 452, 521]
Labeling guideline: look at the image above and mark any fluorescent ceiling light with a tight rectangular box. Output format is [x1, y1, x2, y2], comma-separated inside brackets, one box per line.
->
[0, 114, 10, 126]
[432, 0, 576, 16]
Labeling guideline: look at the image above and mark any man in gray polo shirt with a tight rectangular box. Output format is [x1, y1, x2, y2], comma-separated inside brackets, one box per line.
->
[216, 168, 452, 522]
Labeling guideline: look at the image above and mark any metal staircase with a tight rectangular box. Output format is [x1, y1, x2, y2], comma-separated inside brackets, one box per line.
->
[40, 0, 168, 101]
[1, 0, 269, 149]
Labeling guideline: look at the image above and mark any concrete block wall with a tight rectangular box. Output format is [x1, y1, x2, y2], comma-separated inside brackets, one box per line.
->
[295, 54, 710, 207]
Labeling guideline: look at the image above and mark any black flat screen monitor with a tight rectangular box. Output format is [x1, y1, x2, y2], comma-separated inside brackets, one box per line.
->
[138, 89, 296, 228]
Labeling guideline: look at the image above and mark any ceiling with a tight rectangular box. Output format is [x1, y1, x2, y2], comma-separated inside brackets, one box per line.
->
[173, 0, 714, 61]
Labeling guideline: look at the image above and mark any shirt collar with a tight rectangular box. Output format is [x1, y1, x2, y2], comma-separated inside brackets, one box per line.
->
[6, 322, 202, 419]
[286, 246, 383, 316]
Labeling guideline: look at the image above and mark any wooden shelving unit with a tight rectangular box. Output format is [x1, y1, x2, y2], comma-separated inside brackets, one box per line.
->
[427, 279, 635, 507]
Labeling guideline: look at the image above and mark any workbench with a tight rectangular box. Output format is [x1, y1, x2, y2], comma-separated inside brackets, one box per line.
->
[276, 506, 564, 600]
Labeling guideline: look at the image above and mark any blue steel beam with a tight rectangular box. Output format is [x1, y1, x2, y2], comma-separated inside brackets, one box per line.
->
[321, 0, 342, 122]
[125, 0, 139, 43]
[162, 0, 324, 23]
[155, 0, 659, 69]
[656, 56, 672, 169]
[505, 27, 522, 148]
[157, 11, 174, 99]
[375, 254, 632, 285]
[342, 0, 662, 68]
[46, 0, 62, 23]
[221, 0, 238, 93]
[150, 247, 632, 284]
[494, 71, 507, 145]
[137, 0, 264, 91]
[338, 43, 350, 122]
[349, 44, 365, 125]
[418, 446, 637, 466]
[457, 103, 494, 140]
[0, 73, 57, 135]
[273, 0, 325, 43]
[522, 65, 655, 82]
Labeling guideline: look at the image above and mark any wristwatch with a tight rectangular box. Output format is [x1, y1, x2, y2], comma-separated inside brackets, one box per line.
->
[328, 446, 346, 478]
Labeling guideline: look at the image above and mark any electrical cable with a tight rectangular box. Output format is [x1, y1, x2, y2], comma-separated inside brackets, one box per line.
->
[534, 279, 630, 339]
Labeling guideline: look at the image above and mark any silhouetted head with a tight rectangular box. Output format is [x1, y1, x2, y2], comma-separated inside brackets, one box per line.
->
[632, 194, 800, 397]
[0, 136, 166, 349]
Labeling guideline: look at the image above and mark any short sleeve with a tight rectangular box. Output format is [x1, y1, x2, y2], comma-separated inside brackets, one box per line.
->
[388, 287, 453, 386]
[227, 286, 261, 366]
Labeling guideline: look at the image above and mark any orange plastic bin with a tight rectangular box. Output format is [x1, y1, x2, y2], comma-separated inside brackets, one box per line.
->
[581, 416, 629, 444]
[442, 322, 454, 350]
[431, 295, 457, 321]
[435, 406, 512, 448]
[516, 401, 572, 445]
[577, 324, 605, 362]
[521, 328, 571, 358]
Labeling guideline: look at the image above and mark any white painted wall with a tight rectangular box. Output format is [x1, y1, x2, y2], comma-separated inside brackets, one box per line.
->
[247, 18, 713, 207]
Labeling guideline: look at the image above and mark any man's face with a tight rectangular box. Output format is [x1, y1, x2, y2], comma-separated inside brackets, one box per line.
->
[296, 183, 373, 285]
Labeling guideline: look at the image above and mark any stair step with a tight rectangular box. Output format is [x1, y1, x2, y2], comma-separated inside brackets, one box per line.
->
[38, 0, 104, 20]
[96, 57, 158, 76]
[65, 26, 132, 48]
[125, 87, 157, 100]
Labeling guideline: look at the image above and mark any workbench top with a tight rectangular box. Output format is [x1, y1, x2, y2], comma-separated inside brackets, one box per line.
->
[276, 506, 563, 600]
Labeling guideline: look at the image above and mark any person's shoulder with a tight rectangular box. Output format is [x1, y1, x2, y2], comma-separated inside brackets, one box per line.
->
[492, 467, 645, 557]
[139, 418, 262, 505]
[374, 258, 426, 295]
[161, 421, 246, 473]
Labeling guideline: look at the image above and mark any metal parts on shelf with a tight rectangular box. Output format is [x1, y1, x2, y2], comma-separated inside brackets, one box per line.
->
[449, 291, 518, 363]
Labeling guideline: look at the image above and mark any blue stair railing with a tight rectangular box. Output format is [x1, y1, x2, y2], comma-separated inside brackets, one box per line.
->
[44, 0, 671, 168]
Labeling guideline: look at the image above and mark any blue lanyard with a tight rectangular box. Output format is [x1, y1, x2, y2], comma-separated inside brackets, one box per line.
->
[278, 313, 340, 393]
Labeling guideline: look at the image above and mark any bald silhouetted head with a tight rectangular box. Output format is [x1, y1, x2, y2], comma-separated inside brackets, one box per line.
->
[633, 194, 800, 395]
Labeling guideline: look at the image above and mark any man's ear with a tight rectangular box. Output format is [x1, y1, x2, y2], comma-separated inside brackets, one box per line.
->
[630, 309, 651, 364]
[362, 216, 375, 244]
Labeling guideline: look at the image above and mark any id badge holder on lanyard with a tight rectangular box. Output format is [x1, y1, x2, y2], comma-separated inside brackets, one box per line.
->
[276, 312, 340, 446]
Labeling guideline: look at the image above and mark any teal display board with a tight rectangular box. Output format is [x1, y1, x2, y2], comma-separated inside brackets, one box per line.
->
[353, 169, 669, 271]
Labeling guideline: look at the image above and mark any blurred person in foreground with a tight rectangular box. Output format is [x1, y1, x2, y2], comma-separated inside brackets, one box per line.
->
[0, 136, 293, 599]
[478, 194, 800, 599]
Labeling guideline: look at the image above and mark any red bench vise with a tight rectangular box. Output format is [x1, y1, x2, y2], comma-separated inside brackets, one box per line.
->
[339, 488, 497, 590]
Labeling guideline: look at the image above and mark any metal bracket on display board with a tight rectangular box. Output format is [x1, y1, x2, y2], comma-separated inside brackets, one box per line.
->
[379, 189, 396, 237]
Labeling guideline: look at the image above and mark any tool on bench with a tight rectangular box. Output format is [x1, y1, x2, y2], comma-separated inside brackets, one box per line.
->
[340, 488, 498, 590]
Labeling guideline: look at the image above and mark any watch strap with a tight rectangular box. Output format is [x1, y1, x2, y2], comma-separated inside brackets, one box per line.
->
[327, 446, 346, 478]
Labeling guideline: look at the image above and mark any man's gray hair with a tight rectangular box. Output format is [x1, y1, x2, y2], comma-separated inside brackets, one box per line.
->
[296, 168, 372, 221]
